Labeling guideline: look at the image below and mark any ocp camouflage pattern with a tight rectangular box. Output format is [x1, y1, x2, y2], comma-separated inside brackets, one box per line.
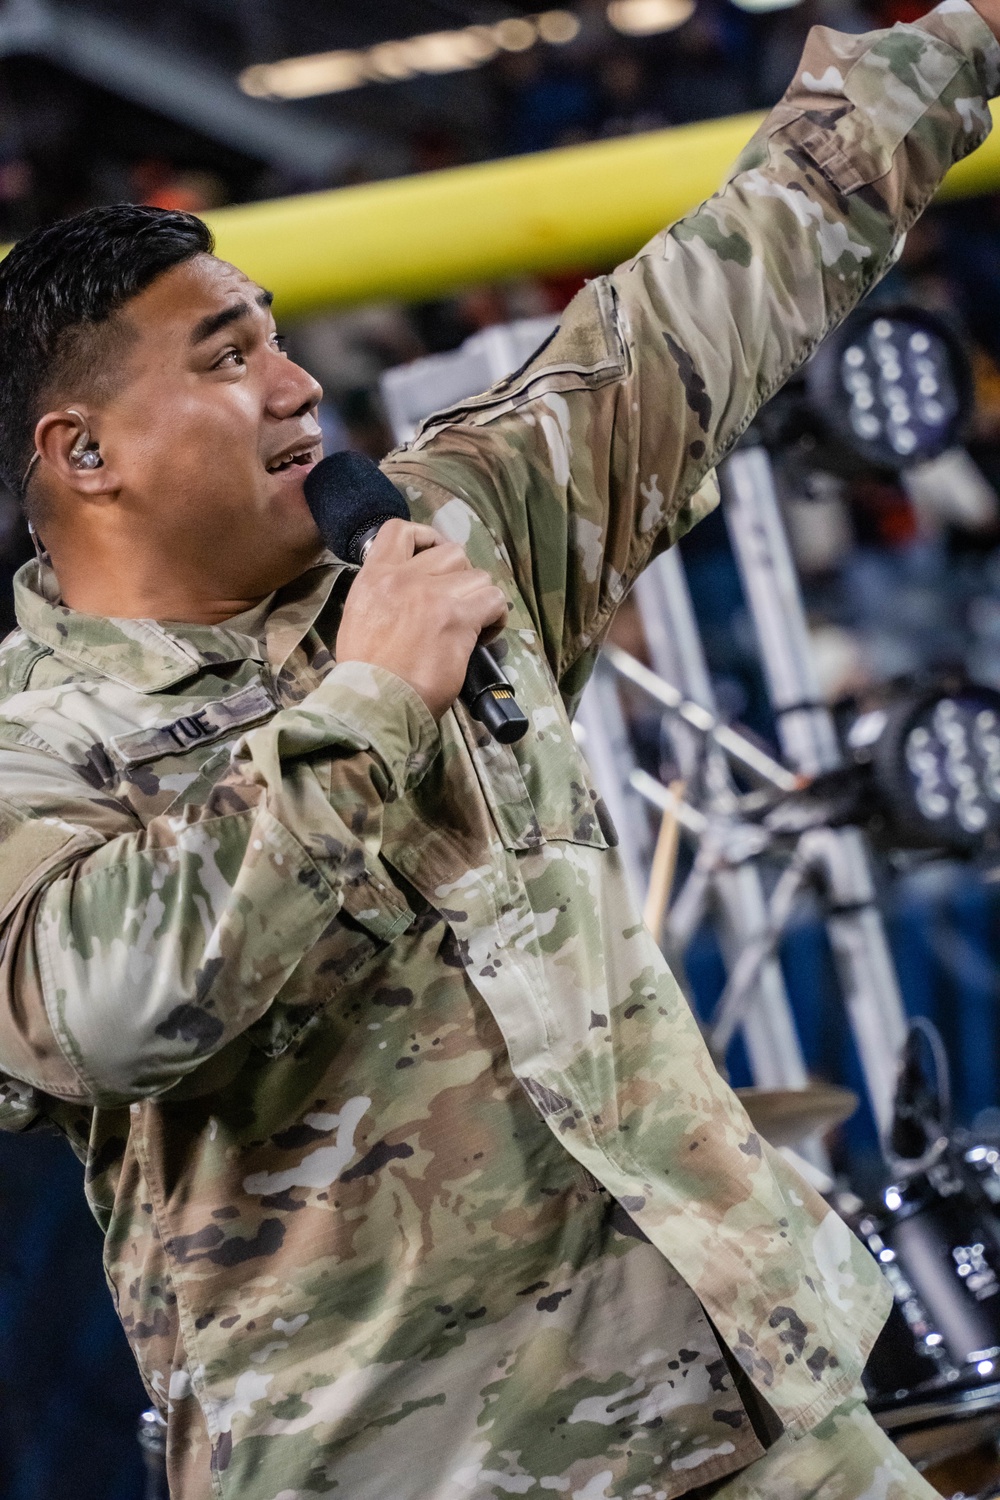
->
[0, 6, 996, 1496]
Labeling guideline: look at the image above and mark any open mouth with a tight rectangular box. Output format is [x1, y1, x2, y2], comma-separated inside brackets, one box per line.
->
[265, 444, 318, 475]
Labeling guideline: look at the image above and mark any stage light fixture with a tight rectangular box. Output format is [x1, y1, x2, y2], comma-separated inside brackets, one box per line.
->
[805, 305, 972, 474]
[607, 0, 694, 34]
[846, 681, 1000, 853]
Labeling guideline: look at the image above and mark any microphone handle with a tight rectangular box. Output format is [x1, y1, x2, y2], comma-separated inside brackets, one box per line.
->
[461, 645, 529, 745]
[355, 524, 529, 745]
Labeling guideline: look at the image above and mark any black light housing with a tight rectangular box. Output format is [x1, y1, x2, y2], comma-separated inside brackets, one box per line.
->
[804, 304, 974, 475]
[846, 679, 1000, 853]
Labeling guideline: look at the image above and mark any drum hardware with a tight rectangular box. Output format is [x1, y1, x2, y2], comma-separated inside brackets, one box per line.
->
[137, 1407, 168, 1500]
[734, 1084, 858, 1150]
[885, 1017, 952, 1177]
[854, 1169, 1000, 1486]
[961, 1142, 1000, 1210]
[847, 1026, 1000, 1482]
[911, 1430, 1000, 1497]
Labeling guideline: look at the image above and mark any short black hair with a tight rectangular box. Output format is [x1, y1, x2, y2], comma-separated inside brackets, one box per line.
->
[0, 204, 214, 503]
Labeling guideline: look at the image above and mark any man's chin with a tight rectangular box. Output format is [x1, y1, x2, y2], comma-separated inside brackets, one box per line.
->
[257, 535, 328, 594]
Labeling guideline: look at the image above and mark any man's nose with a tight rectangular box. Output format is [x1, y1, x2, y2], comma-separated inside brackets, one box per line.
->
[267, 356, 323, 420]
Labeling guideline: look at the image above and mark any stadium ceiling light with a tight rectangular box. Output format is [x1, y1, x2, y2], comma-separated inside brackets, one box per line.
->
[728, 0, 801, 15]
[537, 9, 583, 41]
[241, 50, 369, 99]
[494, 17, 539, 50]
[240, 11, 581, 101]
[606, 0, 694, 35]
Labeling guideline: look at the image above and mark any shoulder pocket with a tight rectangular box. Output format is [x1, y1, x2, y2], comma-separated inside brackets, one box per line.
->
[783, 113, 874, 195]
[406, 278, 625, 445]
[779, 31, 963, 196]
[0, 795, 102, 924]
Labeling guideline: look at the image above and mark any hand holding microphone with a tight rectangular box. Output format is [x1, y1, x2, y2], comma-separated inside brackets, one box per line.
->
[305, 453, 528, 742]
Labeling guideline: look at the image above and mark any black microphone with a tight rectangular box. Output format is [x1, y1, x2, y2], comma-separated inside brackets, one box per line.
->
[305, 451, 528, 745]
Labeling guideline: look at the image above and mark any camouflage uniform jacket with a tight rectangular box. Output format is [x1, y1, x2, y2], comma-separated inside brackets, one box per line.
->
[0, 6, 998, 1497]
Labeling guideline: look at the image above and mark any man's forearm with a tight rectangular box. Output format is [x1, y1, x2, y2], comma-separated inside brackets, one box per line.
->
[389, 2, 1000, 690]
[647, 0, 1000, 523]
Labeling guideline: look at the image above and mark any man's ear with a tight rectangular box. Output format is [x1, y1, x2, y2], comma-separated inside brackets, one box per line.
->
[33, 407, 121, 498]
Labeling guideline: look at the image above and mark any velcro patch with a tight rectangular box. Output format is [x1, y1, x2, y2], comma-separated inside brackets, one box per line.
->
[108, 680, 275, 767]
[787, 117, 869, 195]
[0, 808, 102, 924]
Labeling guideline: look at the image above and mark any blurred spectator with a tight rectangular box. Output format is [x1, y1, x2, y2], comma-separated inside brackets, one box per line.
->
[654, 3, 753, 122]
[598, 49, 667, 136]
[132, 160, 229, 212]
[339, 387, 397, 459]
[497, 48, 599, 154]
[409, 125, 465, 174]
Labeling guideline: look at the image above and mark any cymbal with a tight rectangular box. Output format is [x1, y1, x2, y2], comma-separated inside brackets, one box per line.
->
[735, 1084, 859, 1148]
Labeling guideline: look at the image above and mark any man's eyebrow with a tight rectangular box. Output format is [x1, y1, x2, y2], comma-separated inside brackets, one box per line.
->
[190, 288, 274, 346]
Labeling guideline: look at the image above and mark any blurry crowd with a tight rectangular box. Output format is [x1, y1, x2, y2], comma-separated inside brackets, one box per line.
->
[0, 0, 937, 243]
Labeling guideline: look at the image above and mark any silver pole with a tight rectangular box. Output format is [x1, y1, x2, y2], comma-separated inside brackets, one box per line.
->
[574, 657, 653, 901]
[634, 554, 813, 1094]
[721, 444, 908, 1133]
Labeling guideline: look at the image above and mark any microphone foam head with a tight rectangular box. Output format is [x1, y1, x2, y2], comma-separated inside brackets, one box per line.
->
[304, 451, 409, 563]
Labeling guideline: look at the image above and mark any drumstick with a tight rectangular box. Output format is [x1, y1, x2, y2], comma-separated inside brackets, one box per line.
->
[643, 779, 685, 943]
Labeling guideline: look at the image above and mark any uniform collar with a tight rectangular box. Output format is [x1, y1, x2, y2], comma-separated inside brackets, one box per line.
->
[13, 555, 348, 693]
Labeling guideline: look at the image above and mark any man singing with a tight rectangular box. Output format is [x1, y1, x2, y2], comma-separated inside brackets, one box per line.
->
[0, 4, 998, 1495]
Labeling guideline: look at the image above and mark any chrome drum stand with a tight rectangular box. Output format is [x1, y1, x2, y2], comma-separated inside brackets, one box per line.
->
[581, 434, 909, 1139]
[719, 439, 909, 1130]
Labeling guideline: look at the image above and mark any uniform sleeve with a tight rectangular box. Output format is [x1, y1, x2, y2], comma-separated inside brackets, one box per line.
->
[0, 661, 439, 1111]
[388, 0, 1000, 698]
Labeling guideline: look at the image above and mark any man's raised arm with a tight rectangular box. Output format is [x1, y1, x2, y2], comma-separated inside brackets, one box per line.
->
[388, 0, 1000, 700]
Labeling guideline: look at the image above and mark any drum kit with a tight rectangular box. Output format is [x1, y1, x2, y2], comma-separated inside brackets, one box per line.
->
[733, 1066, 1000, 1497]
[733, 1075, 1000, 1498]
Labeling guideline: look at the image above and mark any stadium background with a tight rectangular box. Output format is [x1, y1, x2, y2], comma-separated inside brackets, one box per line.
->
[5, 1, 1000, 1494]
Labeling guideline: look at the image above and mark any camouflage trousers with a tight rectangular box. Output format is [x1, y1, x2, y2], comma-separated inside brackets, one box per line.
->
[701, 1396, 940, 1500]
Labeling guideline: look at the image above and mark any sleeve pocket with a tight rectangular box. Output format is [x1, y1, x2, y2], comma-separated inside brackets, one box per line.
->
[784, 114, 875, 194]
